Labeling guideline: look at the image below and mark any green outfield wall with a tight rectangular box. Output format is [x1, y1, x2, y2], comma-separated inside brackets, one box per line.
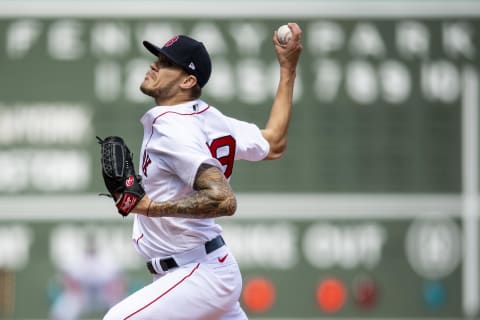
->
[0, 1, 478, 319]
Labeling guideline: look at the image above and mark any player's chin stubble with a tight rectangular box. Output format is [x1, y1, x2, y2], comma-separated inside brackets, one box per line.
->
[140, 82, 156, 97]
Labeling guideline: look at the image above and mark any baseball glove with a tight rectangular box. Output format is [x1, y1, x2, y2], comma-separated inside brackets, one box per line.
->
[97, 136, 145, 217]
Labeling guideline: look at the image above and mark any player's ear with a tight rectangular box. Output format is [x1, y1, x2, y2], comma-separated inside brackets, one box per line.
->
[180, 74, 198, 89]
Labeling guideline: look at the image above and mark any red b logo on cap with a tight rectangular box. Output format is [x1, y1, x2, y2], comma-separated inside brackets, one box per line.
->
[164, 36, 179, 47]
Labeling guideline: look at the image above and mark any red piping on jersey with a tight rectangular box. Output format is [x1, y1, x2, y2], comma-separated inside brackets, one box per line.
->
[145, 105, 211, 148]
[123, 263, 201, 319]
[135, 233, 144, 245]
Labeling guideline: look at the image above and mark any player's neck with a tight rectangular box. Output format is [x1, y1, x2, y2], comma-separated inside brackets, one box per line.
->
[154, 94, 195, 107]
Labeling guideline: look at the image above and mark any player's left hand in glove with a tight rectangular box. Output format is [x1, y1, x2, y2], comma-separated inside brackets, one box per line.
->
[97, 136, 146, 217]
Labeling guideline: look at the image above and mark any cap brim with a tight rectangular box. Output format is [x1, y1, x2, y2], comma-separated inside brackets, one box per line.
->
[143, 40, 187, 71]
[143, 41, 162, 56]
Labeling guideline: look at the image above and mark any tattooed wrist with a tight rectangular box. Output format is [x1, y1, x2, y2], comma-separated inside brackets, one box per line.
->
[146, 191, 236, 219]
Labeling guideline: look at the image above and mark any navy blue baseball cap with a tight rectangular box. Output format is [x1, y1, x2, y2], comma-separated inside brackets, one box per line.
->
[143, 35, 212, 88]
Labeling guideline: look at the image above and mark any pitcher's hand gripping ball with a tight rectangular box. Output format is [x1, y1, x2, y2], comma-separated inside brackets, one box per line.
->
[277, 24, 292, 45]
[97, 136, 145, 216]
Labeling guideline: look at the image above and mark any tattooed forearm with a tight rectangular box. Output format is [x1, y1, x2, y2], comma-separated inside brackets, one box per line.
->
[145, 164, 237, 219]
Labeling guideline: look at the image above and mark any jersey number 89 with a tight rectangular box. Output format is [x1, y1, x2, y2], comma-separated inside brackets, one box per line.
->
[207, 136, 236, 179]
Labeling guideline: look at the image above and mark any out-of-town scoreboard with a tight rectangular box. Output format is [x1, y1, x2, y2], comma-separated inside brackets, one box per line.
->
[0, 2, 477, 195]
[0, 1, 478, 319]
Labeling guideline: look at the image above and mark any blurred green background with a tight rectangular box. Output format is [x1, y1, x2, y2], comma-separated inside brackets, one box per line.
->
[0, 0, 479, 319]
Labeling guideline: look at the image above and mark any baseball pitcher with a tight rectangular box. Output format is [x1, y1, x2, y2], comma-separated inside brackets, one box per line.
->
[98, 22, 302, 319]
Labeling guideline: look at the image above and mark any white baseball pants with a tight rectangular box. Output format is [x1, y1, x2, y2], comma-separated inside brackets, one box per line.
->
[103, 246, 247, 320]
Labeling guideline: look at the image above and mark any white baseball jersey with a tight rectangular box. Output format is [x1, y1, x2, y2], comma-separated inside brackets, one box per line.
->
[132, 99, 269, 260]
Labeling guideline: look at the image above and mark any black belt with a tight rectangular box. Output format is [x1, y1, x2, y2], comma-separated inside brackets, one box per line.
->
[146, 235, 225, 274]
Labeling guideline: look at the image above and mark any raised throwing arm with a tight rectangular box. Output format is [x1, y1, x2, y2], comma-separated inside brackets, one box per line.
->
[261, 22, 303, 160]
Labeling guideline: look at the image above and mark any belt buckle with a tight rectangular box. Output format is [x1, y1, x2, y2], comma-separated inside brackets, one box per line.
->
[147, 257, 178, 275]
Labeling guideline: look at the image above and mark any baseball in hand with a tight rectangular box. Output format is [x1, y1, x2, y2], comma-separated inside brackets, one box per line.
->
[277, 24, 292, 45]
